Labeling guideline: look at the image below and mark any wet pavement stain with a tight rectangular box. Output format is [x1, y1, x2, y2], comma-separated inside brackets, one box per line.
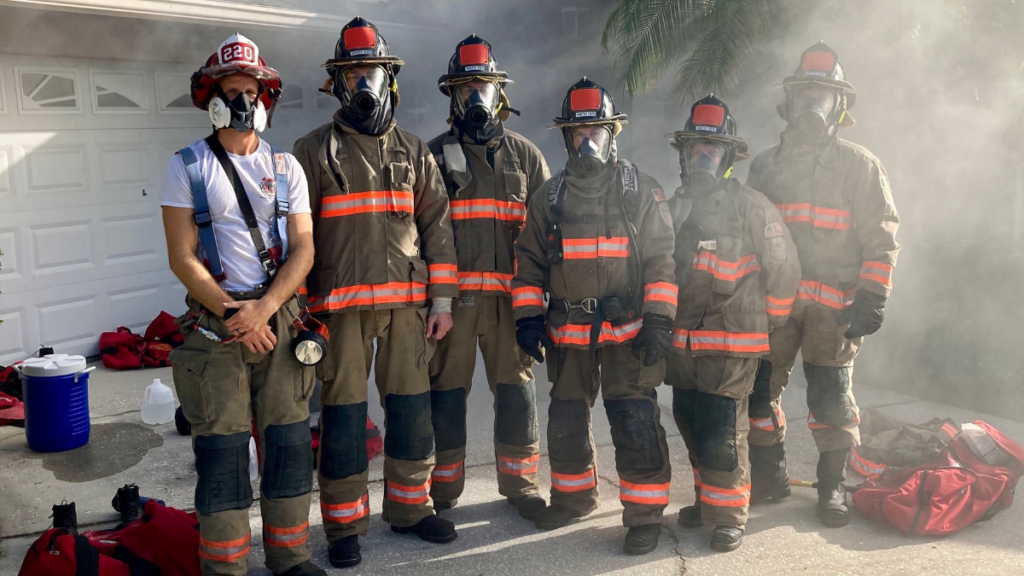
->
[36, 423, 163, 482]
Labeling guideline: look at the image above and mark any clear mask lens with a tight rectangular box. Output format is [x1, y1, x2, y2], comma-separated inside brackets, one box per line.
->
[342, 65, 388, 98]
[572, 126, 611, 158]
[684, 141, 726, 176]
[456, 81, 499, 114]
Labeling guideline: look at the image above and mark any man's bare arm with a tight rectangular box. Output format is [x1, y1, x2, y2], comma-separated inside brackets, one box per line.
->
[162, 206, 234, 316]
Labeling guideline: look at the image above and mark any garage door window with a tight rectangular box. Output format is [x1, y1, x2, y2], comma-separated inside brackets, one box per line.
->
[91, 70, 147, 113]
[17, 69, 79, 112]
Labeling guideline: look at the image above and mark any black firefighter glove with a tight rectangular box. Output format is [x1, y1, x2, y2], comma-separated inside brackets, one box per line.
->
[516, 315, 554, 364]
[836, 290, 886, 339]
[631, 313, 674, 367]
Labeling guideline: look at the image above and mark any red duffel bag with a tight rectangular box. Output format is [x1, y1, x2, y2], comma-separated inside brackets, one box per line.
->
[19, 500, 201, 576]
[852, 420, 1024, 536]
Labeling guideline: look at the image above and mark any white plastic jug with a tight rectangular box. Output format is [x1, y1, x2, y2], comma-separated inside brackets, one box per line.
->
[141, 379, 175, 425]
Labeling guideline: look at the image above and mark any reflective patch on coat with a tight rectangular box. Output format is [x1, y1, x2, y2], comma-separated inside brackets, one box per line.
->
[767, 235, 787, 264]
[765, 222, 783, 238]
[458, 296, 475, 307]
[652, 188, 666, 202]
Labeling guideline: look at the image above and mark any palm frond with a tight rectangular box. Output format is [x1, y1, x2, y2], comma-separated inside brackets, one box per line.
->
[602, 0, 704, 97]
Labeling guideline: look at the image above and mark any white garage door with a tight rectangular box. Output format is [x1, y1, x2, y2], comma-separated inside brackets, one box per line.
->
[0, 55, 327, 363]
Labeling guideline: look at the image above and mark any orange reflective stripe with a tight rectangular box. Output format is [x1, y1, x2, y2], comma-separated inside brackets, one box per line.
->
[796, 280, 855, 310]
[198, 534, 251, 563]
[619, 480, 670, 505]
[688, 330, 769, 354]
[431, 461, 464, 483]
[297, 284, 307, 296]
[428, 264, 459, 285]
[766, 295, 794, 317]
[692, 468, 702, 489]
[263, 521, 309, 548]
[692, 252, 760, 282]
[672, 328, 688, 350]
[321, 191, 414, 218]
[450, 199, 527, 223]
[307, 282, 427, 312]
[643, 282, 678, 305]
[321, 494, 369, 524]
[551, 468, 597, 492]
[497, 454, 540, 476]
[859, 261, 893, 287]
[512, 286, 544, 308]
[848, 450, 887, 479]
[547, 319, 643, 346]
[775, 203, 851, 230]
[940, 423, 959, 439]
[700, 483, 751, 507]
[562, 236, 630, 259]
[807, 412, 861, 430]
[458, 272, 513, 293]
[750, 407, 786, 432]
[386, 480, 431, 504]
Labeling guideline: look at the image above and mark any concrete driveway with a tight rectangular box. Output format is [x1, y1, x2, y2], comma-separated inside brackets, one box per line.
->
[2, 356, 1023, 575]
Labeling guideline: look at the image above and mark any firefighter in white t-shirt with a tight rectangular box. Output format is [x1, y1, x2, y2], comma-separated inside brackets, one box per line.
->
[160, 34, 324, 576]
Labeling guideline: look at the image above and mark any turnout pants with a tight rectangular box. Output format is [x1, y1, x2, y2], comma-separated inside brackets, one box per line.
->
[666, 346, 756, 530]
[748, 302, 862, 452]
[546, 344, 671, 528]
[171, 296, 315, 576]
[429, 295, 540, 502]
[318, 307, 437, 541]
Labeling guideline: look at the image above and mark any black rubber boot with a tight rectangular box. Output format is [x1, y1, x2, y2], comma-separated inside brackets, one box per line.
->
[113, 484, 142, 529]
[275, 560, 328, 576]
[434, 498, 458, 512]
[677, 504, 703, 529]
[534, 503, 594, 531]
[623, 523, 661, 555]
[328, 535, 361, 569]
[174, 406, 191, 436]
[750, 443, 792, 504]
[391, 514, 458, 543]
[817, 449, 851, 528]
[710, 525, 742, 552]
[52, 501, 78, 535]
[508, 495, 547, 521]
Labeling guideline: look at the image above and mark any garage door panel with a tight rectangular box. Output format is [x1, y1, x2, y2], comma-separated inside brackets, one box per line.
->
[24, 143, 87, 192]
[31, 219, 94, 275]
[0, 269, 183, 363]
[99, 144, 151, 186]
[0, 305, 28, 359]
[0, 202, 167, 293]
[37, 293, 101, 349]
[0, 146, 11, 193]
[0, 226, 20, 281]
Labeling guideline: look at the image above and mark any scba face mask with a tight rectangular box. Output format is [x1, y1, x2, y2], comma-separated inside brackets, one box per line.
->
[567, 125, 613, 175]
[682, 140, 727, 191]
[454, 80, 500, 143]
[789, 84, 839, 140]
[336, 64, 393, 135]
[209, 90, 268, 133]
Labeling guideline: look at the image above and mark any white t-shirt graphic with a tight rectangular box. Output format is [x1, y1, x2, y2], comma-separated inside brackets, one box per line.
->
[162, 138, 311, 292]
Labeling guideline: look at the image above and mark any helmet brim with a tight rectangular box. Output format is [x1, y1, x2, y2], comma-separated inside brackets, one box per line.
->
[321, 56, 405, 68]
[666, 132, 749, 161]
[204, 63, 281, 83]
[780, 77, 855, 94]
[439, 71, 511, 85]
[548, 114, 629, 128]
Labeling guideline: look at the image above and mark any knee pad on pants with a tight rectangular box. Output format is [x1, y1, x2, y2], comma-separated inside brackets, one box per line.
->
[672, 388, 697, 434]
[748, 360, 773, 419]
[320, 403, 368, 480]
[803, 362, 857, 428]
[261, 421, 313, 499]
[604, 398, 664, 473]
[194, 431, 253, 515]
[692, 392, 738, 472]
[495, 382, 539, 447]
[385, 392, 435, 461]
[431, 388, 467, 452]
[547, 398, 592, 464]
